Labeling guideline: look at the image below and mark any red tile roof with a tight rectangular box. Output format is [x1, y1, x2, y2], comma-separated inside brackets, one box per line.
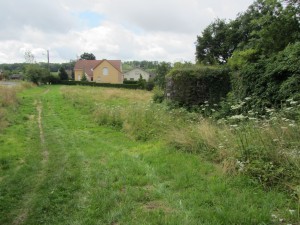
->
[74, 59, 122, 78]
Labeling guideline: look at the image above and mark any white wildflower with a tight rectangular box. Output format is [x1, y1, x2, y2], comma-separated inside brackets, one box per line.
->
[230, 114, 246, 120]
[265, 108, 275, 113]
[271, 214, 277, 219]
[288, 209, 295, 215]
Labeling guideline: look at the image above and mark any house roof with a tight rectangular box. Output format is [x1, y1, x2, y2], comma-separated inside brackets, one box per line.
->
[74, 59, 122, 78]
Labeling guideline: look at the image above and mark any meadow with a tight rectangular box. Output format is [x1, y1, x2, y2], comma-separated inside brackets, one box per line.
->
[62, 86, 300, 192]
[0, 84, 299, 224]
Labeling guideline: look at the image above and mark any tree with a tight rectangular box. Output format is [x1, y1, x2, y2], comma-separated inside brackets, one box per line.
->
[196, 0, 300, 65]
[195, 19, 240, 64]
[81, 73, 88, 81]
[80, 52, 96, 60]
[245, 0, 300, 55]
[58, 67, 69, 80]
[154, 62, 172, 88]
[24, 50, 35, 64]
[25, 64, 49, 85]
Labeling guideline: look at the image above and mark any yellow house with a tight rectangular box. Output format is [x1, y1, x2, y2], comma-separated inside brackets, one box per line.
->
[74, 59, 123, 84]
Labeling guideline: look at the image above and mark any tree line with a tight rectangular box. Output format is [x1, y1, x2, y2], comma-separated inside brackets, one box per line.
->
[193, 0, 300, 112]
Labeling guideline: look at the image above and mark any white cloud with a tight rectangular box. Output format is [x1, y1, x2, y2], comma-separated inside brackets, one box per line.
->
[0, 0, 254, 63]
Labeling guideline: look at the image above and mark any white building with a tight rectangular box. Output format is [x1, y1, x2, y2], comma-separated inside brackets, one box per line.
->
[123, 68, 152, 81]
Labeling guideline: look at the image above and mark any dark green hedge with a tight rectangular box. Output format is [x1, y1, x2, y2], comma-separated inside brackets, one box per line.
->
[165, 66, 230, 107]
[58, 80, 139, 89]
[123, 80, 138, 84]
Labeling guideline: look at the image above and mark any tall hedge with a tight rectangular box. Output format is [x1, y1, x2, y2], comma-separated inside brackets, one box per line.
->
[165, 66, 230, 107]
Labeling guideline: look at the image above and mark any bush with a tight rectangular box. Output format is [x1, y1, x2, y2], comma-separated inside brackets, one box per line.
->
[42, 74, 61, 84]
[145, 80, 155, 91]
[152, 86, 164, 103]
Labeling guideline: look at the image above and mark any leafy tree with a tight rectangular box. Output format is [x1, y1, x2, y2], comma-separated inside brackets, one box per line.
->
[80, 52, 96, 60]
[154, 62, 172, 88]
[24, 50, 35, 64]
[195, 19, 240, 64]
[196, 0, 300, 65]
[58, 67, 69, 80]
[246, 0, 300, 55]
[25, 64, 50, 85]
[228, 49, 259, 71]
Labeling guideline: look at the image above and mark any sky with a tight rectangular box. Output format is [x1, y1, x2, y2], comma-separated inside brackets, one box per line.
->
[0, 0, 254, 64]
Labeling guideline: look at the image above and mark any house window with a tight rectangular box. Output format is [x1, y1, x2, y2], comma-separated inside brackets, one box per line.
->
[78, 75, 81, 80]
[130, 78, 134, 81]
[103, 67, 108, 75]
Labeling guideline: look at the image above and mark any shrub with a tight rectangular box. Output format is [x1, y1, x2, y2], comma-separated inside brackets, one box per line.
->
[145, 80, 155, 91]
[152, 86, 164, 103]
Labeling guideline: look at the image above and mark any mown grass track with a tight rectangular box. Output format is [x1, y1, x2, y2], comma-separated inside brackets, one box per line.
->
[0, 86, 296, 225]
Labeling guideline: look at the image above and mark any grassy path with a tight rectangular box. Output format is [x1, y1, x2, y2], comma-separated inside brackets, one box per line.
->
[0, 86, 295, 224]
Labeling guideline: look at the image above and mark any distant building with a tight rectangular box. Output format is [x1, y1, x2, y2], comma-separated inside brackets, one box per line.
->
[123, 68, 153, 81]
[74, 59, 123, 84]
[9, 74, 23, 80]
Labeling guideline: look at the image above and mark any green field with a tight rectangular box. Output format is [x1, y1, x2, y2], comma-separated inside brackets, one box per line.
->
[0, 85, 298, 225]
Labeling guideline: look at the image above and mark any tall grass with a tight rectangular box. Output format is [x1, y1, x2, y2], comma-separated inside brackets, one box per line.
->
[0, 82, 34, 131]
[61, 86, 300, 195]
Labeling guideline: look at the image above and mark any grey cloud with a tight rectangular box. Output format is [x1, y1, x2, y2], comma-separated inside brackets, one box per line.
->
[0, 0, 254, 63]
[94, 0, 254, 34]
[0, 0, 78, 40]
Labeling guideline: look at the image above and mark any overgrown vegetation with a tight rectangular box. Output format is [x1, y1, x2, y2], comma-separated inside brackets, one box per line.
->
[0, 82, 34, 131]
[3, 85, 297, 224]
[193, 0, 300, 114]
[61, 86, 300, 203]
